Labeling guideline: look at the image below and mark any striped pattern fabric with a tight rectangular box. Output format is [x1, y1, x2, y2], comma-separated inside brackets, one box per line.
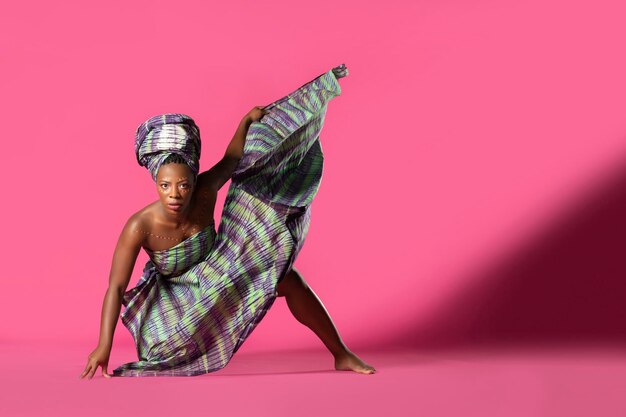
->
[134, 113, 202, 182]
[112, 68, 342, 377]
[143, 220, 217, 277]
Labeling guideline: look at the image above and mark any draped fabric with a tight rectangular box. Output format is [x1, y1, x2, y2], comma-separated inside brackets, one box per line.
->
[134, 113, 202, 182]
[112, 68, 342, 377]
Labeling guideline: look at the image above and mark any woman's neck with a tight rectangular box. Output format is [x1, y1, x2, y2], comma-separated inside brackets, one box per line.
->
[158, 203, 192, 228]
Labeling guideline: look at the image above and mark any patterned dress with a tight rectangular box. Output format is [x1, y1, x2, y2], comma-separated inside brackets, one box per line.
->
[112, 68, 342, 376]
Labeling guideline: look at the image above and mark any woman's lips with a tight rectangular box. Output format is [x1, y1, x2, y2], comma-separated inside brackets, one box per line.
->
[168, 203, 182, 211]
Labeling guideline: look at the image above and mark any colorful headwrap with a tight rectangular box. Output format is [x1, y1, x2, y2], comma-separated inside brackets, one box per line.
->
[134, 113, 202, 182]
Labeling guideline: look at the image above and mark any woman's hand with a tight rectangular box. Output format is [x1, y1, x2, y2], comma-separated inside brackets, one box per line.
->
[244, 106, 270, 123]
[80, 345, 112, 379]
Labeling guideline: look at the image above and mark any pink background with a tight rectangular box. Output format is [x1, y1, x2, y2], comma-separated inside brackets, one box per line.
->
[2, 0, 626, 415]
[3, 0, 626, 352]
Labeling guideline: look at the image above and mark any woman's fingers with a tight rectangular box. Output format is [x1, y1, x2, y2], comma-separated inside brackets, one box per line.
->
[79, 365, 90, 379]
[80, 347, 113, 379]
[88, 364, 98, 379]
[81, 359, 99, 380]
[246, 106, 271, 123]
[80, 362, 110, 379]
[80, 362, 93, 379]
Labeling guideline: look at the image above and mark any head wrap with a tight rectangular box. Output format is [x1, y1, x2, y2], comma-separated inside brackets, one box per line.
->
[134, 113, 202, 182]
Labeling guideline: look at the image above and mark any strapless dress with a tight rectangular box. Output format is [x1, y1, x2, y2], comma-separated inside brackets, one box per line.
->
[112, 67, 342, 376]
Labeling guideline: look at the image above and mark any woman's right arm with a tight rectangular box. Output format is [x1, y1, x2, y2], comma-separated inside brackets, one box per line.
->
[80, 214, 145, 379]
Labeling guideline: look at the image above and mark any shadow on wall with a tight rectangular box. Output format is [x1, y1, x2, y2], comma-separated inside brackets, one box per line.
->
[382, 152, 626, 350]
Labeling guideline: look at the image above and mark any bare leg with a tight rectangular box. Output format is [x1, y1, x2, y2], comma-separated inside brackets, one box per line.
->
[275, 267, 376, 374]
[273, 64, 373, 373]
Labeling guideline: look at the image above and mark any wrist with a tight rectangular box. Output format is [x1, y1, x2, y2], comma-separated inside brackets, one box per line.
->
[98, 341, 112, 351]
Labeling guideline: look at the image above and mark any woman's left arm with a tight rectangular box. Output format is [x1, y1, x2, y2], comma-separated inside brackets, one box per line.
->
[224, 115, 252, 161]
[225, 106, 269, 159]
[197, 107, 268, 191]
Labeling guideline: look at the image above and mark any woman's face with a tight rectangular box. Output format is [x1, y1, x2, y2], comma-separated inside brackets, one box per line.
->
[156, 163, 195, 215]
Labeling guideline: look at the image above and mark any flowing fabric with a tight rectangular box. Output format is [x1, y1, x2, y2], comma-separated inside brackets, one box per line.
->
[112, 68, 342, 377]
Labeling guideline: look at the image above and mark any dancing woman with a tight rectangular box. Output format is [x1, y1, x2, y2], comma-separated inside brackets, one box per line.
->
[80, 64, 376, 378]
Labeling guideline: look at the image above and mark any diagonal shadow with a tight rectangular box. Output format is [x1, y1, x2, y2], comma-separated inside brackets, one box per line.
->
[385, 154, 626, 350]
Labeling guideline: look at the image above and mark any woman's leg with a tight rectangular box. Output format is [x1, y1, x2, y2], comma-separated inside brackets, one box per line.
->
[275, 267, 376, 374]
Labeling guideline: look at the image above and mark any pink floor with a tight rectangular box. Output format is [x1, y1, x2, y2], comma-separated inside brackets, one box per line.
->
[3, 341, 626, 416]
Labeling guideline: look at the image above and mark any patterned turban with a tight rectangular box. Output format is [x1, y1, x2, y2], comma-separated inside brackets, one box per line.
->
[134, 113, 202, 182]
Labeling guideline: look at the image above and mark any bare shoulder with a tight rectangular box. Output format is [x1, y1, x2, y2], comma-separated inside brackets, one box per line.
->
[119, 204, 155, 245]
[107, 206, 152, 292]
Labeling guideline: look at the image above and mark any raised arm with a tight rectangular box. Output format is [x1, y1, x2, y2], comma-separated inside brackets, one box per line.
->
[80, 214, 145, 379]
[196, 107, 269, 192]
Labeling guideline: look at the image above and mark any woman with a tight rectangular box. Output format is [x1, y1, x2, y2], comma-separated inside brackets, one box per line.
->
[80, 64, 376, 378]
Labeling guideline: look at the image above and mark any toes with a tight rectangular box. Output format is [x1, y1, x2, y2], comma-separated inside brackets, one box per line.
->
[332, 64, 349, 79]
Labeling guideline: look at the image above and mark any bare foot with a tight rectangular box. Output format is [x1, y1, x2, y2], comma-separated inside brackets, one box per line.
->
[332, 63, 349, 79]
[334, 350, 376, 374]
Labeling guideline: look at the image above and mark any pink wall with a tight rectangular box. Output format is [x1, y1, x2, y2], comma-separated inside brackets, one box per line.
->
[2, 0, 626, 353]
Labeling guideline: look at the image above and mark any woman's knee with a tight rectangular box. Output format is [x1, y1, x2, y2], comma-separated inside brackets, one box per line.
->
[289, 267, 309, 288]
[276, 267, 308, 296]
